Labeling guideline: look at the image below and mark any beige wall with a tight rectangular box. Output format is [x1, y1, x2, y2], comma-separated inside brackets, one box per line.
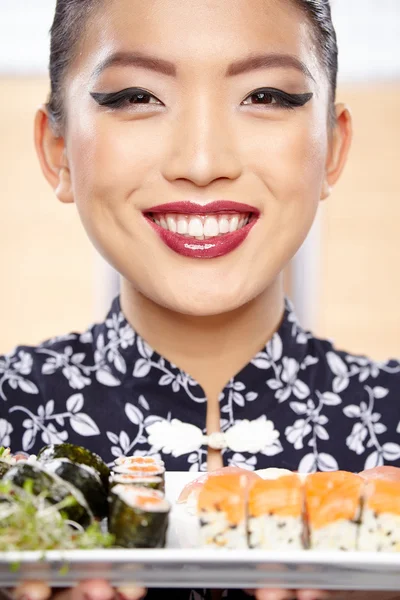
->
[1, 78, 400, 362]
[315, 83, 400, 361]
[0, 78, 95, 354]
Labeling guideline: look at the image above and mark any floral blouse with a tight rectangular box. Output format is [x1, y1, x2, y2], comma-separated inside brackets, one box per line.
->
[1, 295, 400, 473]
[1, 296, 400, 599]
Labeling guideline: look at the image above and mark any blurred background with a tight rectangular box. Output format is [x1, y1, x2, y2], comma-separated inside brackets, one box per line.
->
[0, 0, 399, 359]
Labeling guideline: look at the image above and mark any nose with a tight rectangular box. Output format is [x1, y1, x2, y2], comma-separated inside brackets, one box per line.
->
[162, 97, 243, 187]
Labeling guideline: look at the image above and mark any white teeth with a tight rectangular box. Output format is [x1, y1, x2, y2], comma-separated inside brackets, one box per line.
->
[166, 215, 177, 233]
[188, 217, 203, 237]
[152, 212, 251, 238]
[177, 217, 188, 235]
[203, 216, 219, 238]
[229, 216, 239, 232]
[219, 216, 230, 234]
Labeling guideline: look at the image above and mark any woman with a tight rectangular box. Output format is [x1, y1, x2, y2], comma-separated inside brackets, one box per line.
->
[1, 0, 400, 599]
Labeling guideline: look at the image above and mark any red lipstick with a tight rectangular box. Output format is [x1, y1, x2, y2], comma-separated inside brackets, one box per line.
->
[145, 200, 259, 215]
[143, 200, 259, 259]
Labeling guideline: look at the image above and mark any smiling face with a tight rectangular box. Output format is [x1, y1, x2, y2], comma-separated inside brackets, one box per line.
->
[38, 0, 351, 317]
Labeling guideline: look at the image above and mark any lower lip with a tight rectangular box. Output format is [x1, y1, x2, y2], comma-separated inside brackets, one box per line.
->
[144, 216, 258, 259]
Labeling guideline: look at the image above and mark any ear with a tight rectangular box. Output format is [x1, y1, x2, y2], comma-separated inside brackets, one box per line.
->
[34, 106, 74, 204]
[321, 103, 353, 200]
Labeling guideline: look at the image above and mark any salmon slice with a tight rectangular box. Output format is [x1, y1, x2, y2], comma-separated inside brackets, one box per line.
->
[248, 474, 304, 550]
[360, 466, 400, 483]
[305, 471, 363, 530]
[305, 471, 364, 550]
[249, 474, 303, 519]
[177, 466, 260, 504]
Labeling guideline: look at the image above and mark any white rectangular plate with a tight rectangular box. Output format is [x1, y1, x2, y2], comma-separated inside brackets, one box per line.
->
[0, 472, 400, 590]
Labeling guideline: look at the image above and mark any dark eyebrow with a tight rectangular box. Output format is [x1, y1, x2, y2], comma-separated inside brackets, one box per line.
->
[226, 53, 315, 81]
[91, 50, 314, 82]
[92, 51, 177, 79]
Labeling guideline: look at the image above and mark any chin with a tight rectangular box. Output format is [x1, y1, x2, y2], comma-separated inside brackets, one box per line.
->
[156, 286, 254, 317]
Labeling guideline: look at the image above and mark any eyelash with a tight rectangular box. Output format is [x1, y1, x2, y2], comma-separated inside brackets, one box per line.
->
[90, 87, 313, 111]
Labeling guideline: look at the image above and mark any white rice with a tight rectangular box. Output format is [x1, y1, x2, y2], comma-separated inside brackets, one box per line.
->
[199, 509, 247, 549]
[309, 519, 358, 550]
[358, 508, 400, 552]
[248, 514, 303, 550]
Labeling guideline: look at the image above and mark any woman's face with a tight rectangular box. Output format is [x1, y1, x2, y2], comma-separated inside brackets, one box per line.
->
[46, 0, 348, 316]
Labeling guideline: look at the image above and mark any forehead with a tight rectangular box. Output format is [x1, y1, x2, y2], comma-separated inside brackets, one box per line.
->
[76, 0, 318, 79]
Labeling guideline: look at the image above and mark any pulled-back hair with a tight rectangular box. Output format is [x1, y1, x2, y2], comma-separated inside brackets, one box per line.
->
[47, 0, 338, 130]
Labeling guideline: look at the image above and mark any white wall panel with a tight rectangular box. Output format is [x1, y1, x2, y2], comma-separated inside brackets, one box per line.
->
[0, 0, 399, 79]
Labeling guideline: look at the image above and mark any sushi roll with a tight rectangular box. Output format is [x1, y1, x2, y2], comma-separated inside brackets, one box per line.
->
[113, 462, 165, 484]
[37, 443, 110, 489]
[248, 474, 304, 550]
[3, 462, 93, 527]
[109, 484, 170, 548]
[358, 478, 400, 552]
[109, 472, 164, 493]
[43, 458, 108, 519]
[114, 455, 165, 468]
[305, 471, 363, 551]
[197, 473, 248, 549]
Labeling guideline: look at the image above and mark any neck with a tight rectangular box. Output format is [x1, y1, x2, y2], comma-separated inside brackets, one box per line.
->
[120, 277, 285, 400]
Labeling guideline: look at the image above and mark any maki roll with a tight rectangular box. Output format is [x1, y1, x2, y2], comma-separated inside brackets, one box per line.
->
[109, 484, 170, 548]
[44, 458, 108, 519]
[115, 455, 165, 468]
[37, 443, 110, 489]
[197, 473, 248, 549]
[248, 474, 304, 550]
[109, 472, 164, 493]
[113, 463, 165, 485]
[358, 478, 400, 552]
[305, 471, 363, 551]
[3, 462, 93, 527]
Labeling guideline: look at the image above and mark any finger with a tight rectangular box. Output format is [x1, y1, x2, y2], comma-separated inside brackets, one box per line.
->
[76, 580, 117, 600]
[116, 585, 147, 600]
[13, 582, 52, 600]
[254, 590, 296, 600]
[296, 591, 332, 600]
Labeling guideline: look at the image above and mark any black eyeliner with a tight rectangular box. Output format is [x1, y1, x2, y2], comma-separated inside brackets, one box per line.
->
[90, 87, 154, 107]
[248, 88, 313, 107]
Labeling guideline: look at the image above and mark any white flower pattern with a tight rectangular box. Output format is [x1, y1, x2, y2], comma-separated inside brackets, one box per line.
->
[0, 295, 399, 478]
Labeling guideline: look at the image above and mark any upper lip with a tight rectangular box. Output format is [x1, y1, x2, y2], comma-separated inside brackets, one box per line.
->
[144, 200, 260, 216]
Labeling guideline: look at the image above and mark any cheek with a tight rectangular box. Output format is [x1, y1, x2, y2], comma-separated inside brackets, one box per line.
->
[67, 116, 166, 211]
[245, 116, 327, 201]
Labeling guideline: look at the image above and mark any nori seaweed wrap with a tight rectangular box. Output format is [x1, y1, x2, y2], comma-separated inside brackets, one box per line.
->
[0, 461, 11, 479]
[109, 484, 170, 548]
[44, 458, 108, 519]
[3, 462, 93, 527]
[37, 443, 110, 489]
[109, 473, 164, 493]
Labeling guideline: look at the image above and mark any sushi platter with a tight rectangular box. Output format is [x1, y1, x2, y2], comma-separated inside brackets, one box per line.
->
[0, 446, 400, 590]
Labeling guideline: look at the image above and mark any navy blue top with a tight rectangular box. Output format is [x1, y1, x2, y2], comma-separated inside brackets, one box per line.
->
[1, 296, 400, 598]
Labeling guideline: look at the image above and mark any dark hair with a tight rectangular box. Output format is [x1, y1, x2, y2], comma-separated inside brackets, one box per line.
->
[47, 0, 338, 131]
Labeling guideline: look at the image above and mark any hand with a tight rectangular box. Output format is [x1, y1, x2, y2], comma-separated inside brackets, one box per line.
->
[247, 590, 400, 600]
[9, 579, 146, 600]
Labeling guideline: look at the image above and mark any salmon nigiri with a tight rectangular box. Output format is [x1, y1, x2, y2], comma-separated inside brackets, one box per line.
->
[197, 473, 248, 549]
[248, 474, 304, 550]
[305, 471, 364, 550]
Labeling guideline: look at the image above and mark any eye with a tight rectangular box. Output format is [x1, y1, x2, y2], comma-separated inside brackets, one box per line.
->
[241, 88, 313, 110]
[243, 91, 278, 106]
[90, 88, 164, 110]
